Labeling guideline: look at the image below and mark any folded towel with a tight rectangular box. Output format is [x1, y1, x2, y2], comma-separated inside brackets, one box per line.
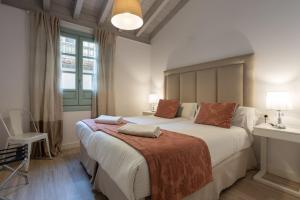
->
[95, 115, 123, 125]
[118, 124, 161, 138]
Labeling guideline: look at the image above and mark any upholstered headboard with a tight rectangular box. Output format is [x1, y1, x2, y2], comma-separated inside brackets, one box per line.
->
[164, 54, 254, 106]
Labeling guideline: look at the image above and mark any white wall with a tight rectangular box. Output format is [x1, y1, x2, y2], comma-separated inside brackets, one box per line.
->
[151, 0, 300, 181]
[62, 111, 91, 149]
[114, 37, 151, 116]
[0, 4, 29, 114]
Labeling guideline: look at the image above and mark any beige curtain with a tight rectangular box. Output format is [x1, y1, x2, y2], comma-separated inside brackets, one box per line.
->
[92, 28, 116, 118]
[29, 12, 63, 157]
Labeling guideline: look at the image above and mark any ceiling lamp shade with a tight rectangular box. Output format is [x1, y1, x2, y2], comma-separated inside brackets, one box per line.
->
[111, 0, 143, 31]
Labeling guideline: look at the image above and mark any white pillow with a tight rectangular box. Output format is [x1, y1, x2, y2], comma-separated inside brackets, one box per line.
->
[232, 106, 257, 134]
[177, 103, 198, 119]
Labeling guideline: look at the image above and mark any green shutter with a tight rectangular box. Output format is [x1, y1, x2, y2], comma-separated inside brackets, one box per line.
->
[63, 91, 78, 105]
[79, 91, 92, 105]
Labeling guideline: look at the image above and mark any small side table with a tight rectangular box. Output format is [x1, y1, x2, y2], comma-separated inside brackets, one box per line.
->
[253, 123, 300, 197]
[142, 111, 155, 116]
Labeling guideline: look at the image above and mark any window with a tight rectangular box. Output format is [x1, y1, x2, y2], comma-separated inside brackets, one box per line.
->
[60, 29, 97, 111]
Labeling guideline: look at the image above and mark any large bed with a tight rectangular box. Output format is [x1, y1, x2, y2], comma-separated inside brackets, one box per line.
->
[76, 54, 257, 200]
[77, 116, 188, 177]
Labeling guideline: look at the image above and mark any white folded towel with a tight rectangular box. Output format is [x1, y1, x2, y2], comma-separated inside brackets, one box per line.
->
[95, 115, 123, 125]
[118, 124, 161, 138]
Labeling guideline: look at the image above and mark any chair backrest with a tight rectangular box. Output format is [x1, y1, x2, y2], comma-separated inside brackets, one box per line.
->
[8, 109, 39, 136]
[8, 110, 25, 136]
[0, 114, 12, 149]
[0, 114, 12, 137]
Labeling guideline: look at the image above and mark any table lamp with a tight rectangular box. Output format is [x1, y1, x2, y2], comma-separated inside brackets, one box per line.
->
[148, 94, 159, 112]
[266, 91, 292, 129]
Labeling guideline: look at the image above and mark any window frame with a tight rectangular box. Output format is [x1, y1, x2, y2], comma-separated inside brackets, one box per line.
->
[60, 28, 96, 112]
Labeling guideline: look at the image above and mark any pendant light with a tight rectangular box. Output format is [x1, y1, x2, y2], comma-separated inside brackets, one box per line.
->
[111, 0, 143, 31]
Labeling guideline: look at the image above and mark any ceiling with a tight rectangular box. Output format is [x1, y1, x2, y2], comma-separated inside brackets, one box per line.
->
[1, 0, 190, 43]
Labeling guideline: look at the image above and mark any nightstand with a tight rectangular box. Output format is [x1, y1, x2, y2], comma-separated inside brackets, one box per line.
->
[142, 111, 155, 116]
[253, 123, 300, 197]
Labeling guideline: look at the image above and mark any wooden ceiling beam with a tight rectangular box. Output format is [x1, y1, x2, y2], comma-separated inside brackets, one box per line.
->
[43, 0, 51, 11]
[136, 0, 171, 37]
[98, 0, 113, 25]
[150, 0, 190, 40]
[73, 0, 84, 19]
[142, 0, 164, 21]
[2, 0, 150, 44]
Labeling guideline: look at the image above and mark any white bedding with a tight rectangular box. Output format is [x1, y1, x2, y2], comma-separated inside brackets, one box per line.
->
[76, 115, 187, 150]
[76, 118, 252, 200]
[159, 121, 251, 166]
[124, 115, 188, 125]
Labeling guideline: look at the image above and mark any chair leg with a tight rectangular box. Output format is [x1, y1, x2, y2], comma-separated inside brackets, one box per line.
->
[3, 165, 29, 184]
[25, 143, 32, 172]
[45, 137, 52, 159]
[0, 160, 28, 189]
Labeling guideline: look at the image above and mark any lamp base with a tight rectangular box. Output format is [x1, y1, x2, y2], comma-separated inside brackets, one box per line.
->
[151, 104, 156, 112]
[275, 124, 286, 129]
[275, 110, 286, 129]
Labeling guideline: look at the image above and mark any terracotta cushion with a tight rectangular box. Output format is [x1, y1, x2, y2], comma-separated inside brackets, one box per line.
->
[194, 102, 237, 128]
[155, 99, 180, 119]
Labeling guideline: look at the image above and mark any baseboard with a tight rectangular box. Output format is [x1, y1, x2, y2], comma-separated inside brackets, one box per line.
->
[268, 167, 300, 183]
[61, 142, 80, 150]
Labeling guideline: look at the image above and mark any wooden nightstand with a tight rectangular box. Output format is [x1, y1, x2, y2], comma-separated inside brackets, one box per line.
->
[253, 123, 300, 197]
[142, 111, 155, 116]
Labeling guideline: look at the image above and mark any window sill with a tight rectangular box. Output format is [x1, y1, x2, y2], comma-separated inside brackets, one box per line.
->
[63, 105, 91, 112]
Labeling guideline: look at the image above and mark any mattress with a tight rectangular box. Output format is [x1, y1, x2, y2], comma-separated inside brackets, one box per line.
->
[76, 119, 252, 200]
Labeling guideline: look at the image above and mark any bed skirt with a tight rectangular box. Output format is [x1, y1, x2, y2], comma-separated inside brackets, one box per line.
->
[80, 145, 257, 200]
[79, 142, 97, 178]
[184, 147, 257, 200]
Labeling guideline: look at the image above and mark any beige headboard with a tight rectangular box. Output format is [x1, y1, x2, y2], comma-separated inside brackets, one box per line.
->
[164, 54, 254, 106]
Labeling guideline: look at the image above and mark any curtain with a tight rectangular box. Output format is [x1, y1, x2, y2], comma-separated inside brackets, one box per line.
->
[29, 12, 63, 157]
[91, 28, 116, 118]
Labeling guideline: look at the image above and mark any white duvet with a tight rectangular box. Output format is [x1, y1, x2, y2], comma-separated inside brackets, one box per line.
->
[76, 117, 252, 200]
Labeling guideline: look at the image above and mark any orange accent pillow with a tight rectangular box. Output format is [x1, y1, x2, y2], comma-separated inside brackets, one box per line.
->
[155, 99, 180, 119]
[194, 102, 237, 128]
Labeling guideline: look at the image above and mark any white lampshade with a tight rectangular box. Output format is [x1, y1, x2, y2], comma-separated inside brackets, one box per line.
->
[148, 94, 159, 104]
[266, 91, 292, 111]
[111, 0, 143, 30]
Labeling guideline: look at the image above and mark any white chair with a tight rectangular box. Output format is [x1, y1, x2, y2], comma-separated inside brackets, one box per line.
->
[0, 110, 52, 171]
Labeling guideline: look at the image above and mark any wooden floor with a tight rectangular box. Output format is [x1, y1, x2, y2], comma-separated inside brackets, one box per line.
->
[0, 149, 299, 200]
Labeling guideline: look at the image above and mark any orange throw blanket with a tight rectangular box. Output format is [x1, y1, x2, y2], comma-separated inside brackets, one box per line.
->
[82, 119, 212, 200]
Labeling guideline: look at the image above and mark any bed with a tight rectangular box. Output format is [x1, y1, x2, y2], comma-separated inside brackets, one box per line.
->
[76, 54, 257, 200]
[77, 115, 188, 177]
